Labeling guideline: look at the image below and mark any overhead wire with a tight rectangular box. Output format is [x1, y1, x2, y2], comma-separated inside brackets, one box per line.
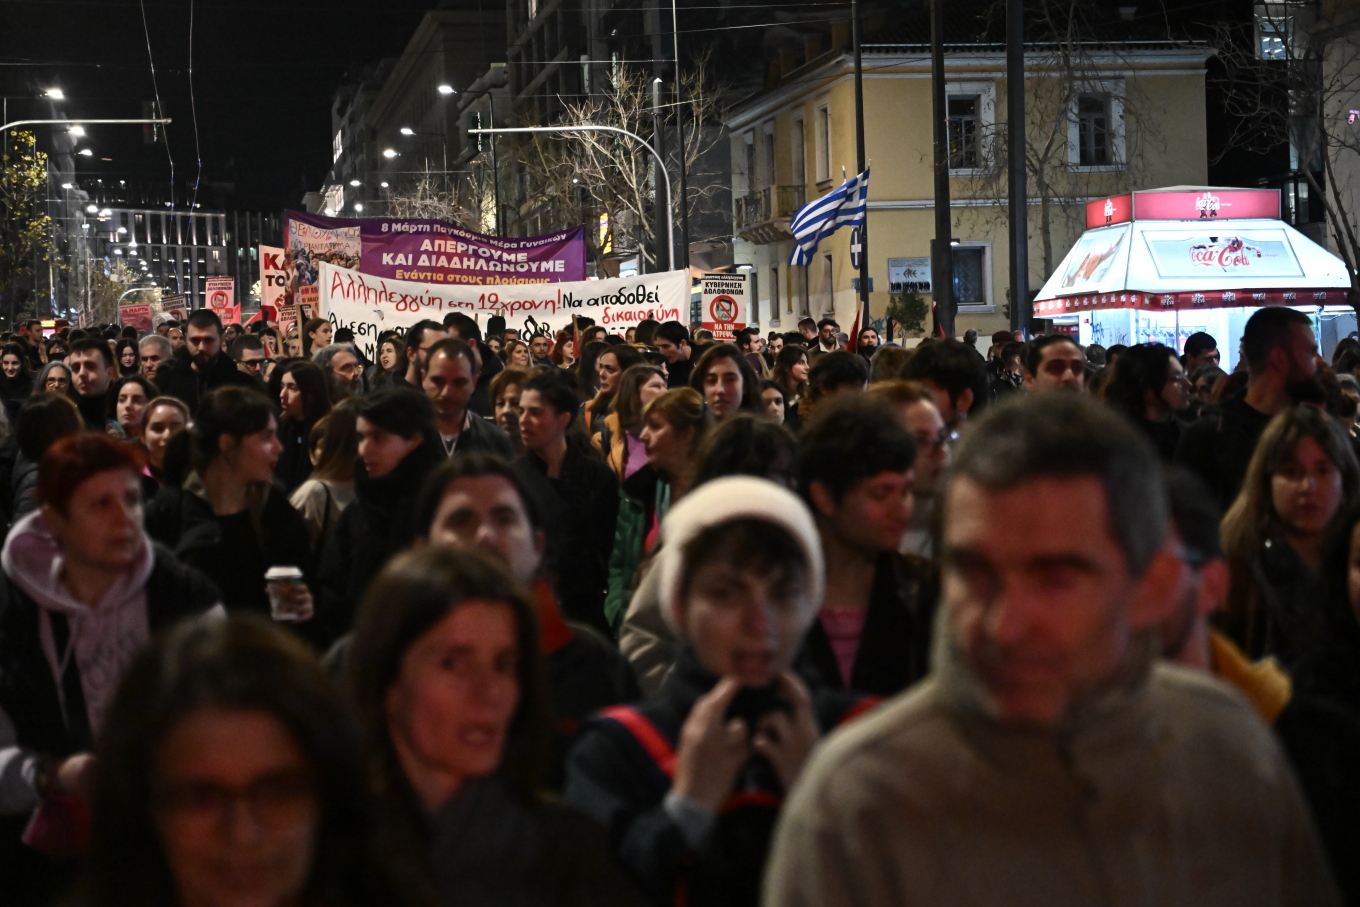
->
[188, 0, 203, 211]
[137, 0, 174, 211]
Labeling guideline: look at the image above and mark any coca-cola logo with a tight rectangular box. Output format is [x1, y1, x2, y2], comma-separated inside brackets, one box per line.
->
[1196, 192, 1220, 218]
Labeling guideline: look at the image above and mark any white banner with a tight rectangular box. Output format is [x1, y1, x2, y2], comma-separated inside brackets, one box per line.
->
[259, 245, 288, 314]
[317, 262, 689, 360]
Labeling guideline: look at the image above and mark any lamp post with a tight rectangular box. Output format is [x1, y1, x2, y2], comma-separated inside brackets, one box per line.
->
[1, 117, 171, 135]
[469, 124, 676, 271]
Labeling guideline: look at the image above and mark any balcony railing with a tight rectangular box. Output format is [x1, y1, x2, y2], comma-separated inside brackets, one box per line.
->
[735, 185, 806, 243]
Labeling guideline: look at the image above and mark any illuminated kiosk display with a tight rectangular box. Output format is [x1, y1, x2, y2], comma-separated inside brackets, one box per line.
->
[1033, 187, 1353, 369]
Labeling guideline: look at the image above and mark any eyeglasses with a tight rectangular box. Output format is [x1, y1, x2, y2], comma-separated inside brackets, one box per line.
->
[154, 771, 315, 832]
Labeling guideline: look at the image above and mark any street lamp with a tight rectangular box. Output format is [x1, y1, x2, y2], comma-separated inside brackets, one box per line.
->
[349, 179, 360, 187]
[382, 148, 397, 158]
[400, 127, 415, 135]
[469, 124, 676, 271]
[44, 88, 63, 100]
[437, 84, 455, 95]
[78, 148, 93, 156]
[0, 116, 171, 136]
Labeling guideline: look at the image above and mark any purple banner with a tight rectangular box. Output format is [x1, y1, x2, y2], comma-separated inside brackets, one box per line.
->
[283, 212, 587, 296]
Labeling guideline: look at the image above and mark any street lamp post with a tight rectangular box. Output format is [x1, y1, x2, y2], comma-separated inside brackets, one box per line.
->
[1, 117, 171, 135]
[469, 124, 676, 272]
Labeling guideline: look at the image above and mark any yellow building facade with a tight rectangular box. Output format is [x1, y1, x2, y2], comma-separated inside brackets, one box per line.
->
[727, 45, 1212, 339]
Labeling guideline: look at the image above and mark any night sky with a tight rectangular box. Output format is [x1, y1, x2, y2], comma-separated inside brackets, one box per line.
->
[2, 0, 437, 211]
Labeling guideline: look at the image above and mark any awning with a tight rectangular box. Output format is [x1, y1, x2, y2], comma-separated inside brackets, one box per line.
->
[1034, 218, 1351, 316]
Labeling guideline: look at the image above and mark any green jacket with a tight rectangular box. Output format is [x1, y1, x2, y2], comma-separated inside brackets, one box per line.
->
[604, 466, 668, 629]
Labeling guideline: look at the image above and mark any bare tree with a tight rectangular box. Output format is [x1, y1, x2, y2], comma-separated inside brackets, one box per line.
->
[1211, 4, 1360, 303]
[957, 0, 1173, 277]
[519, 56, 727, 271]
[380, 161, 496, 233]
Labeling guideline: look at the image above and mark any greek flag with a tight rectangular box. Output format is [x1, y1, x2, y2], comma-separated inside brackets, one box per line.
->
[788, 166, 869, 266]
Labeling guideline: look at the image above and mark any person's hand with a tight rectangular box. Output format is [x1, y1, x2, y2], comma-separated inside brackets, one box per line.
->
[673, 677, 750, 814]
[751, 671, 820, 792]
[267, 582, 314, 622]
[54, 753, 97, 799]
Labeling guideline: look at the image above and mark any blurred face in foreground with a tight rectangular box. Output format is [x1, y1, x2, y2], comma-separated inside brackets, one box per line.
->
[940, 475, 1174, 730]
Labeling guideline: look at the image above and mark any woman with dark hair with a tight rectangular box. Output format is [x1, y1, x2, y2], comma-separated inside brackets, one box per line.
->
[302, 317, 333, 358]
[43, 337, 68, 364]
[108, 374, 157, 442]
[575, 339, 609, 404]
[11, 392, 82, 522]
[145, 386, 316, 621]
[346, 547, 637, 907]
[36, 360, 73, 398]
[290, 402, 360, 552]
[81, 616, 405, 907]
[1222, 406, 1360, 663]
[1099, 342, 1191, 461]
[599, 364, 667, 482]
[0, 342, 34, 418]
[365, 332, 403, 391]
[771, 344, 811, 432]
[113, 339, 139, 377]
[137, 397, 189, 489]
[550, 329, 575, 370]
[490, 367, 530, 458]
[277, 360, 333, 493]
[0, 434, 220, 903]
[760, 380, 787, 424]
[605, 388, 713, 630]
[690, 343, 761, 422]
[583, 344, 644, 441]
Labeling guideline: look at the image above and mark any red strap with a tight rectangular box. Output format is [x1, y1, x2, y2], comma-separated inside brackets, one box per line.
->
[600, 706, 678, 778]
[839, 695, 885, 726]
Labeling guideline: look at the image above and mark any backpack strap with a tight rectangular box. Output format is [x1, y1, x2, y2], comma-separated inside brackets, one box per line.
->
[599, 705, 677, 778]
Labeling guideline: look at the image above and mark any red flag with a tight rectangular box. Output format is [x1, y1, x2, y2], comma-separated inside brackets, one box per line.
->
[847, 298, 863, 353]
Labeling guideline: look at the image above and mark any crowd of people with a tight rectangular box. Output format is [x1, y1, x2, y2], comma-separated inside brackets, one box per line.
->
[0, 305, 1354, 905]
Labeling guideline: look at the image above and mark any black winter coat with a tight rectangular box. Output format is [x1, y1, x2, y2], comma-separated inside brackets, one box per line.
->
[275, 416, 316, 493]
[315, 440, 444, 644]
[144, 482, 314, 618]
[562, 646, 863, 907]
[153, 350, 260, 413]
[793, 551, 939, 699]
[516, 442, 618, 635]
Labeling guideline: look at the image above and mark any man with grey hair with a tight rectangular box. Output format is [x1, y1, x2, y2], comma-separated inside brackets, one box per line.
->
[138, 333, 173, 379]
[312, 342, 364, 401]
[765, 393, 1338, 907]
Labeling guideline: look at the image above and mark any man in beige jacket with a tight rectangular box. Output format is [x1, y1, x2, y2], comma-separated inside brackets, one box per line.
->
[765, 393, 1337, 907]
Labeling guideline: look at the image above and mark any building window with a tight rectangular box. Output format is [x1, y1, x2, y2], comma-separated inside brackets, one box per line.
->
[1077, 96, 1111, 166]
[1068, 83, 1124, 169]
[1255, 6, 1293, 61]
[791, 119, 805, 187]
[762, 123, 775, 190]
[952, 246, 988, 307]
[815, 105, 830, 183]
[771, 264, 783, 316]
[947, 95, 981, 169]
[742, 132, 756, 196]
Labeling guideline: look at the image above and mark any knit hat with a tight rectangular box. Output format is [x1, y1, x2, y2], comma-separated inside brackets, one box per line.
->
[656, 476, 824, 634]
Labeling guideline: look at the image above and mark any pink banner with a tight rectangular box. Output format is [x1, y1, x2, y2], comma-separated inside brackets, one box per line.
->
[1132, 189, 1280, 221]
[1035, 287, 1344, 315]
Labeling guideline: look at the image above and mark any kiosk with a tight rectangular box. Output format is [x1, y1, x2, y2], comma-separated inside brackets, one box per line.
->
[1033, 187, 1354, 368]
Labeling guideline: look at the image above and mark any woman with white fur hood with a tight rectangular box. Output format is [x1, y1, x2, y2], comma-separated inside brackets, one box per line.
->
[562, 476, 875, 907]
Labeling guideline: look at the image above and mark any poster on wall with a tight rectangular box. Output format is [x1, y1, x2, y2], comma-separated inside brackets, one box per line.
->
[316, 261, 687, 362]
[283, 212, 588, 307]
[887, 257, 933, 294]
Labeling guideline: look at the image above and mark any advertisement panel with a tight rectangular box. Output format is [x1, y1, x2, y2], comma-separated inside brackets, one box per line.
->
[1055, 225, 1131, 295]
[1085, 194, 1133, 229]
[316, 262, 688, 361]
[700, 274, 747, 342]
[1142, 229, 1304, 279]
[283, 212, 588, 306]
[1133, 189, 1280, 221]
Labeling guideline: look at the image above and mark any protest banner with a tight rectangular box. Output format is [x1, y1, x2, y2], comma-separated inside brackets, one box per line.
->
[700, 273, 747, 342]
[205, 277, 239, 324]
[284, 212, 587, 310]
[260, 244, 288, 321]
[316, 262, 688, 361]
[118, 303, 154, 333]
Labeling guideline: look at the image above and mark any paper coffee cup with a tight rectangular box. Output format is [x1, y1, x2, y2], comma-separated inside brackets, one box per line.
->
[265, 566, 305, 622]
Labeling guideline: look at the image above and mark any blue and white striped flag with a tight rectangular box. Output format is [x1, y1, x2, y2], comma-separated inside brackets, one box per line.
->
[788, 166, 869, 266]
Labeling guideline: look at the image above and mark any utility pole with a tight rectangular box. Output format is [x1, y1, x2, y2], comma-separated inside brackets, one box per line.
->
[1007, 0, 1030, 337]
[852, 0, 870, 322]
[671, 0, 691, 274]
[653, 78, 665, 276]
[929, 0, 954, 338]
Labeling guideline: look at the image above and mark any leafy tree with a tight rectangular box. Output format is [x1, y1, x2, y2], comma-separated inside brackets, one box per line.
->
[0, 131, 55, 326]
